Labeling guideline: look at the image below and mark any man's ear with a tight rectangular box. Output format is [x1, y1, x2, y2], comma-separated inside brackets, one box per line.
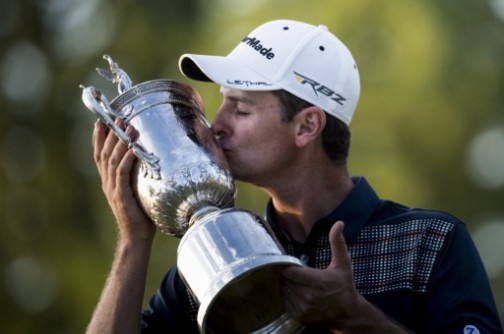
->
[294, 106, 326, 147]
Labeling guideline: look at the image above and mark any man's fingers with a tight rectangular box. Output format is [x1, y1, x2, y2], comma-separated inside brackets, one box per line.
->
[115, 127, 138, 191]
[93, 118, 135, 194]
[93, 120, 107, 164]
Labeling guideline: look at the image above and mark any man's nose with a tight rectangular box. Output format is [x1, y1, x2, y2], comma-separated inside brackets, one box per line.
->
[210, 116, 220, 135]
[210, 109, 226, 136]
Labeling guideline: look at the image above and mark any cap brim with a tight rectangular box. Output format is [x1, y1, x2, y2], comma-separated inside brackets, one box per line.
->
[179, 54, 279, 91]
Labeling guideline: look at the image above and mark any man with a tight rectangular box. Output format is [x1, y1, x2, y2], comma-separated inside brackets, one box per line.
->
[87, 20, 502, 333]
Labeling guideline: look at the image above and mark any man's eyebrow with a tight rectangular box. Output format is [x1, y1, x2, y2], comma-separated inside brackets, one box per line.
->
[232, 96, 255, 105]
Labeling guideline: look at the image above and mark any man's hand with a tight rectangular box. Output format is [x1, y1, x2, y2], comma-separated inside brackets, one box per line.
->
[282, 221, 356, 328]
[93, 119, 155, 243]
[281, 221, 410, 333]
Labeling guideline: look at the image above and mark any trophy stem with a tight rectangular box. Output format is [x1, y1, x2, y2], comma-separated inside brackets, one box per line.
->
[189, 206, 220, 228]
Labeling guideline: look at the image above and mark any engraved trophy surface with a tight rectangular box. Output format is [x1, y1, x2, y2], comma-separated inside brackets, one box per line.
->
[81, 56, 304, 333]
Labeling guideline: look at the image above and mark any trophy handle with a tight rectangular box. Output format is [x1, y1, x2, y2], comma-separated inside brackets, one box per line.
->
[80, 85, 161, 179]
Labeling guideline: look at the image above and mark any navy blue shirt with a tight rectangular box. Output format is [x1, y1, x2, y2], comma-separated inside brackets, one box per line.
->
[142, 177, 503, 333]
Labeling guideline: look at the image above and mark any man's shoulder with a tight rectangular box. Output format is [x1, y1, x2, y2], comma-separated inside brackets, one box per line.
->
[372, 198, 464, 228]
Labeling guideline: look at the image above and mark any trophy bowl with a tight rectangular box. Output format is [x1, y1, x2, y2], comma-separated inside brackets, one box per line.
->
[81, 55, 304, 333]
[81, 59, 235, 236]
[108, 79, 236, 236]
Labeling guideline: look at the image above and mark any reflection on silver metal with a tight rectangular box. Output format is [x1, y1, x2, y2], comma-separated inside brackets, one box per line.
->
[80, 56, 304, 333]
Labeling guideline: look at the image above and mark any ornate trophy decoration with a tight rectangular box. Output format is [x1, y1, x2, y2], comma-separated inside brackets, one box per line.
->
[81, 55, 304, 333]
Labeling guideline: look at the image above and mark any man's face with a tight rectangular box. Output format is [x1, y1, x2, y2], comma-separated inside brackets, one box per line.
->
[211, 88, 298, 186]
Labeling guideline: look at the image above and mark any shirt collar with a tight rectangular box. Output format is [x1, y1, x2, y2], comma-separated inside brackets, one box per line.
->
[264, 176, 380, 244]
[325, 176, 380, 243]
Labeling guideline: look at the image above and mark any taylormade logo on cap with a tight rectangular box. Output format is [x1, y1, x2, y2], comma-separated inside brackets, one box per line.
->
[179, 19, 360, 125]
[241, 36, 276, 60]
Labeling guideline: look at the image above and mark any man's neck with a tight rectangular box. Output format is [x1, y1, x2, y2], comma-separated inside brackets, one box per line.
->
[264, 166, 354, 243]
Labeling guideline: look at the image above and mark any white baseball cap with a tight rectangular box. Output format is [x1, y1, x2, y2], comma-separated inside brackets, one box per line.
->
[179, 19, 360, 125]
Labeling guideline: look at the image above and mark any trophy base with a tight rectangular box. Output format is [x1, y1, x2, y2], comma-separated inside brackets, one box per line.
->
[177, 208, 304, 333]
[197, 256, 304, 334]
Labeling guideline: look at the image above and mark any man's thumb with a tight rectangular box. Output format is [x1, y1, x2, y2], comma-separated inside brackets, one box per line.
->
[327, 221, 351, 270]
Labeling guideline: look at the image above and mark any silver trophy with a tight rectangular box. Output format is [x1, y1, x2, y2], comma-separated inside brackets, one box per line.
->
[81, 55, 304, 333]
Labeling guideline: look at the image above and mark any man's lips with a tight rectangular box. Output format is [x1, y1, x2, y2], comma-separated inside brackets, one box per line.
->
[215, 136, 233, 156]
[216, 140, 232, 154]
[221, 147, 232, 155]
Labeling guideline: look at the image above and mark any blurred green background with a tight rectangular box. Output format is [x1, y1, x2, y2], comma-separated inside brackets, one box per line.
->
[1, 0, 503, 332]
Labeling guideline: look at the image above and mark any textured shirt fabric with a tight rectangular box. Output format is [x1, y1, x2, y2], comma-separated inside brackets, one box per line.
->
[141, 176, 503, 333]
